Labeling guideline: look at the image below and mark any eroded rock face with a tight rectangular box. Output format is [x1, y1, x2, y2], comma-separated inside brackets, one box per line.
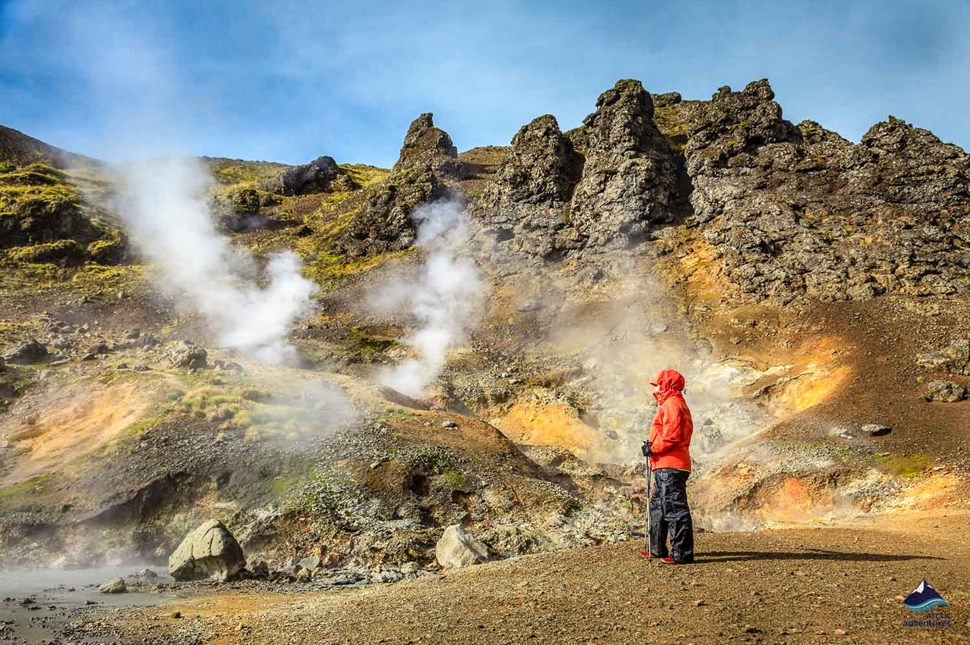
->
[169, 519, 246, 582]
[435, 524, 490, 568]
[569, 79, 678, 248]
[393, 113, 460, 176]
[340, 113, 457, 257]
[682, 79, 970, 303]
[475, 115, 582, 259]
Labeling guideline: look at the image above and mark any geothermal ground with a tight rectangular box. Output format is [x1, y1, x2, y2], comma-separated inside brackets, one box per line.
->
[2, 75, 970, 644]
[31, 512, 970, 643]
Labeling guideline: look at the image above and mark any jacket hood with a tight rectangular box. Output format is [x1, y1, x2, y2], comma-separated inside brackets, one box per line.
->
[651, 369, 686, 403]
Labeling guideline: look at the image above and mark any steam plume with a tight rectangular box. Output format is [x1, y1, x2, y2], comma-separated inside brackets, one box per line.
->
[119, 158, 316, 363]
[379, 198, 485, 397]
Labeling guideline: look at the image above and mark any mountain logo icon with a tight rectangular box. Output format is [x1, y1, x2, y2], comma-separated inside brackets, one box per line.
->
[903, 579, 950, 613]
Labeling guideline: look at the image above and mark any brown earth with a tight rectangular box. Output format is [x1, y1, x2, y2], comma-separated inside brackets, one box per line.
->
[69, 511, 970, 644]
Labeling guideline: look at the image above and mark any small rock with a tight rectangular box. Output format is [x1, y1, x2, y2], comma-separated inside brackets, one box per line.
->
[834, 628, 847, 636]
[861, 424, 892, 437]
[442, 420, 458, 429]
[400, 561, 420, 575]
[98, 578, 126, 594]
[134, 568, 158, 579]
[925, 380, 968, 403]
[693, 599, 706, 607]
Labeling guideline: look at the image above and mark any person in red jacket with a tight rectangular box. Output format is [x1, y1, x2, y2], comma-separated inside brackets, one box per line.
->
[643, 368, 695, 564]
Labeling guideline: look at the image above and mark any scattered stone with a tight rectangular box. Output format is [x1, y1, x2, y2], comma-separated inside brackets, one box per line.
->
[2, 340, 49, 365]
[917, 340, 970, 375]
[168, 519, 246, 582]
[442, 420, 458, 429]
[400, 561, 420, 575]
[98, 578, 127, 594]
[248, 559, 270, 578]
[925, 380, 967, 402]
[164, 341, 208, 370]
[134, 568, 158, 579]
[861, 424, 892, 437]
[435, 524, 491, 568]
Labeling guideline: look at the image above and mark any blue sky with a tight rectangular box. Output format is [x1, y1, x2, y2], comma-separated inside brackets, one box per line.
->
[1, 0, 968, 167]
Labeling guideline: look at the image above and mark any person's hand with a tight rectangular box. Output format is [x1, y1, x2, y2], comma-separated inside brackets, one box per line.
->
[641, 440, 652, 457]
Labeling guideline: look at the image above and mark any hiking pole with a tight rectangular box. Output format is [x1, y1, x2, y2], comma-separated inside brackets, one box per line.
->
[641, 440, 651, 558]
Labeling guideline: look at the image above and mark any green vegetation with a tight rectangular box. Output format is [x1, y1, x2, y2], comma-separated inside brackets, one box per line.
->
[340, 163, 390, 188]
[875, 453, 933, 479]
[0, 474, 55, 512]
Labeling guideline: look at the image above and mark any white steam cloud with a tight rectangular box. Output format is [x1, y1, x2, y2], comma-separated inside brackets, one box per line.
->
[119, 158, 316, 363]
[378, 199, 485, 397]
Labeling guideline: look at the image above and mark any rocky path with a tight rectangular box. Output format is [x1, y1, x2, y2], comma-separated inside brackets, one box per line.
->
[69, 512, 969, 644]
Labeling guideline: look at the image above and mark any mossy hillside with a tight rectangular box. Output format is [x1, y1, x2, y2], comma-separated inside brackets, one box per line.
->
[0, 163, 124, 265]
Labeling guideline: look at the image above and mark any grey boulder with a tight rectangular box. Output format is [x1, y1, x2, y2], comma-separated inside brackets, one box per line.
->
[435, 524, 491, 568]
[169, 519, 246, 582]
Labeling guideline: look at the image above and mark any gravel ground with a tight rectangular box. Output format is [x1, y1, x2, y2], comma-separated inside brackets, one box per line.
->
[68, 511, 969, 644]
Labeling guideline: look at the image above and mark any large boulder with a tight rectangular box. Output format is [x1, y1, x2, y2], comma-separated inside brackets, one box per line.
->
[169, 520, 246, 582]
[278, 156, 356, 196]
[435, 524, 491, 568]
[98, 577, 127, 593]
[392, 113, 460, 176]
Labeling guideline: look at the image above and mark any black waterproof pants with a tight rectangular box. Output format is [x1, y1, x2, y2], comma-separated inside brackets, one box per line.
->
[648, 468, 694, 563]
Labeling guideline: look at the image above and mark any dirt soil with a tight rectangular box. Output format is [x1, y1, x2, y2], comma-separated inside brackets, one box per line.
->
[68, 512, 969, 644]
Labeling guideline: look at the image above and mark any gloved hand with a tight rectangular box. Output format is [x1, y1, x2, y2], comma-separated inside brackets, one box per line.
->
[641, 440, 652, 457]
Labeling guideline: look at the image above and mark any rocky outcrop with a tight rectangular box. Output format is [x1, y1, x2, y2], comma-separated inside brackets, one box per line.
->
[474, 81, 677, 259]
[570, 79, 678, 248]
[339, 114, 458, 257]
[681, 79, 970, 303]
[168, 519, 246, 581]
[475, 115, 582, 259]
[435, 524, 491, 568]
[392, 113, 460, 176]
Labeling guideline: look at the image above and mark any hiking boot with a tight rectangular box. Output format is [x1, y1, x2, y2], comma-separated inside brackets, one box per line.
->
[660, 557, 691, 565]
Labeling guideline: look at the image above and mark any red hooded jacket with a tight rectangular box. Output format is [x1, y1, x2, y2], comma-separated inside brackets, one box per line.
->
[648, 369, 693, 471]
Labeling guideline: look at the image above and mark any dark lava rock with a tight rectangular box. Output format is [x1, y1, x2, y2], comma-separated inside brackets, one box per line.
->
[570, 79, 678, 248]
[339, 113, 458, 257]
[474, 114, 583, 259]
[392, 113, 460, 176]
[680, 79, 970, 303]
[2, 340, 49, 365]
[278, 156, 357, 196]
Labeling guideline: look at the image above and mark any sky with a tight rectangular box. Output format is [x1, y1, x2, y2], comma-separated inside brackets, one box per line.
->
[1, 0, 968, 167]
